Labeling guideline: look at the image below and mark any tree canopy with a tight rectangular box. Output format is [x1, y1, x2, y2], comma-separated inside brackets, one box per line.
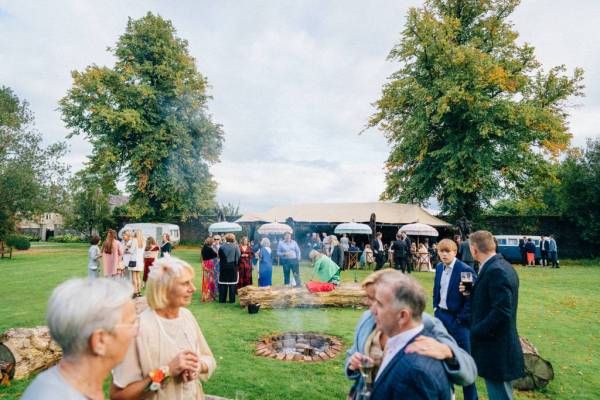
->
[0, 86, 68, 239]
[369, 0, 584, 219]
[59, 12, 224, 221]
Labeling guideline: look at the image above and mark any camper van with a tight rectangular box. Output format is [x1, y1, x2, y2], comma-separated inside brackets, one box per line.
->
[494, 235, 541, 264]
[118, 223, 180, 245]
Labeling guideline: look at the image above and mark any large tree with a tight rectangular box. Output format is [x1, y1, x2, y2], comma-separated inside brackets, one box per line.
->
[59, 12, 224, 221]
[0, 86, 68, 239]
[64, 168, 114, 238]
[369, 0, 584, 219]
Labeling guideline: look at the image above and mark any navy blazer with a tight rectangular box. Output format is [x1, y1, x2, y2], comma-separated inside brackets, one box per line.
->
[372, 327, 451, 400]
[433, 259, 476, 325]
[470, 255, 525, 381]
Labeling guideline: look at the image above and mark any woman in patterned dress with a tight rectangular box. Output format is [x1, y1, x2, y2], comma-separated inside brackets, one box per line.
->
[200, 237, 218, 302]
[238, 236, 254, 289]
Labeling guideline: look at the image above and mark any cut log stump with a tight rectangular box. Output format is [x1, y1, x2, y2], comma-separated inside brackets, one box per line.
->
[513, 336, 555, 390]
[0, 327, 62, 380]
[238, 284, 367, 309]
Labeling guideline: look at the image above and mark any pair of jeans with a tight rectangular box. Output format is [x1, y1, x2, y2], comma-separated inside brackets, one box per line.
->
[282, 259, 301, 286]
[218, 283, 236, 303]
[549, 251, 558, 267]
[485, 379, 513, 400]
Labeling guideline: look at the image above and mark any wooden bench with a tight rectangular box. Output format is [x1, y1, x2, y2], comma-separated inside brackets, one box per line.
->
[0, 241, 12, 259]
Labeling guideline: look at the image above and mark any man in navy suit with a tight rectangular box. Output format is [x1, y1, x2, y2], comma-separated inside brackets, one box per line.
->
[371, 271, 451, 400]
[462, 231, 524, 400]
[433, 239, 478, 400]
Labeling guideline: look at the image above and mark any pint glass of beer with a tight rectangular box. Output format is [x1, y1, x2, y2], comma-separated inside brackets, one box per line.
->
[461, 271, 473, 291]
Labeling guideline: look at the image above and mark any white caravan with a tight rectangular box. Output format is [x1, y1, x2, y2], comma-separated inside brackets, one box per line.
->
[118, 223, 180, 245]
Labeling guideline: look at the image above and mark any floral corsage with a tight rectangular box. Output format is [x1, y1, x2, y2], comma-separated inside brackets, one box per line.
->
[146, 366, 170, 392]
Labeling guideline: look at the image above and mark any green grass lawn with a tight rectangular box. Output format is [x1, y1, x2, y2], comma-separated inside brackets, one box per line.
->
[0, 244, 598, 399]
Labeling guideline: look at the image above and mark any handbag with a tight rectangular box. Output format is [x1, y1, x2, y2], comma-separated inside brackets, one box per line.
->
[128, 260, 137, 269]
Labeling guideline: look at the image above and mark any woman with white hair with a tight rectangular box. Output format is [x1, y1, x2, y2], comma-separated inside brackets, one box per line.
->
[257, 237, 273, 287]
[22, 278, 137, 399]
[111, 256, 216, 400]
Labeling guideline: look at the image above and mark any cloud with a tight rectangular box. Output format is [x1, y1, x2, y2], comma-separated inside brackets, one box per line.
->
[1, 0, 598, 214]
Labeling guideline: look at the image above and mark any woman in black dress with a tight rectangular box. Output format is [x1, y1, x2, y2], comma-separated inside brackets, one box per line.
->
[160, 233, 172, 257]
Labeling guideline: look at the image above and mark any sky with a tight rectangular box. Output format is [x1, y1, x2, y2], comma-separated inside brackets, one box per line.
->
[1, 0, 599, 213]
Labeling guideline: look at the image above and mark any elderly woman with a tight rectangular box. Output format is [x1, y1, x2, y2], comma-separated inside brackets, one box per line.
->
[217, 233, 240, 303]
[257, 237, 273, 287]
[22, 278, 136, 399]
[309, 250, 341, 285]
[345, 269, 477, 400]
[111, 256, 216, 399]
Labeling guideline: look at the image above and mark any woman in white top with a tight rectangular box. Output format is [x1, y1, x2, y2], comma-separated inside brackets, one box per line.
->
[120, 230, 132, 280]
[111, 256, 216, 400]
[130, 229, 145, 297]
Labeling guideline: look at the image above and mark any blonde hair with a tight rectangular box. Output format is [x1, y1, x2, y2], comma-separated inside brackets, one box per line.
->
[146, 256, 195, 310]
[437, 238, 457, 252]
[361, 268, 394, 288]
[329, 235, 339, 247]
[134, 229, 144, 248]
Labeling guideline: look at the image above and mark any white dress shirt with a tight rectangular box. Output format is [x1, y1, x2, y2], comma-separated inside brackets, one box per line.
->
[375, 323, 424, 382]
[438, 258, 456, 310]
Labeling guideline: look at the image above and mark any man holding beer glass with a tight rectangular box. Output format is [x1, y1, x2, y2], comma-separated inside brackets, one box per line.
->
[433, 239, 478, 400]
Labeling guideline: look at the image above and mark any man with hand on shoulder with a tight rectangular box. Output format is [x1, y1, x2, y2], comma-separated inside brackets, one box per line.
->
[370, 271, 451, 400]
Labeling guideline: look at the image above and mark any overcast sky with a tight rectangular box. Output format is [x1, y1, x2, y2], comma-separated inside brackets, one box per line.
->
[1, 0, 599, 213]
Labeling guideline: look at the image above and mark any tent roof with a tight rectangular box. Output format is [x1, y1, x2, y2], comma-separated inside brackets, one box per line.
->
[236, 202, 451, 227]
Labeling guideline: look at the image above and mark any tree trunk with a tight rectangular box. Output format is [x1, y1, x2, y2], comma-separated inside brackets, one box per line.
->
[238, 284, 367, 309]
[512, 336, 554, 390]
[0, 327, 62, 380]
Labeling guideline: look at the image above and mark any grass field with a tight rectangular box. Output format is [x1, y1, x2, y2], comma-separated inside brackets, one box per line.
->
[0, 243, 598, 399]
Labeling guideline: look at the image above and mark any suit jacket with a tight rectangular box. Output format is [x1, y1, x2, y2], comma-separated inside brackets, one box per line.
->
[540, 239, 550, 252]
[458, 240, 474, 262]
[433, 260, 476, 325]
[391, 239, 408, 261]
[372, 327, 451, 400]
[371, 239, 383, 255]
[470, 255, 525, 381]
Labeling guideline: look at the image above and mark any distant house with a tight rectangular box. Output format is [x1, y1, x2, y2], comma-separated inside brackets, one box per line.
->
[108, 194, 129, 211]
[17, 213, 64, 241]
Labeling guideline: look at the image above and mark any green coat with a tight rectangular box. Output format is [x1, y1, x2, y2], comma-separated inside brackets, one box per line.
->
[313, 256, 341, 285]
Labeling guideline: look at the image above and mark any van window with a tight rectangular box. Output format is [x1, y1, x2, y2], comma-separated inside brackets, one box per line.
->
[533, 240, 540, 246]
[171, 229, 178, 238]
[497, 238, 507, 245]
[508, 238, 518, 246]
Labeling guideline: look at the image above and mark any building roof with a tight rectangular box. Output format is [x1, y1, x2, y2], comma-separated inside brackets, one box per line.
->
[236, 202, 451, 227]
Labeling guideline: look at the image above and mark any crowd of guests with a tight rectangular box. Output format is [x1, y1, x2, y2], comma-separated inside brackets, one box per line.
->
[87, 229, 174, 295]
[518, 235, 559, 267]
[23, 229, 525, 400]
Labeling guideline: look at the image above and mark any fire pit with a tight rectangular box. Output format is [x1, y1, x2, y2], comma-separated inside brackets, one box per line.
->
[255, 332, 343, 362]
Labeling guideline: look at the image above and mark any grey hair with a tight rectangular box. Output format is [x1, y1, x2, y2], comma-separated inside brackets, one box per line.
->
[308, 249, 322, 261]
[46, 278, 133, 358]
[377, 270, 425, 322]
[260, 237, 270, 247]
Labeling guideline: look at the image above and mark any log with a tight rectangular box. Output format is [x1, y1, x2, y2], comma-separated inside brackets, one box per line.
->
[238, 284, 367, 309]
[0, 327, 62, 380]
[512, 336, 554, 390]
